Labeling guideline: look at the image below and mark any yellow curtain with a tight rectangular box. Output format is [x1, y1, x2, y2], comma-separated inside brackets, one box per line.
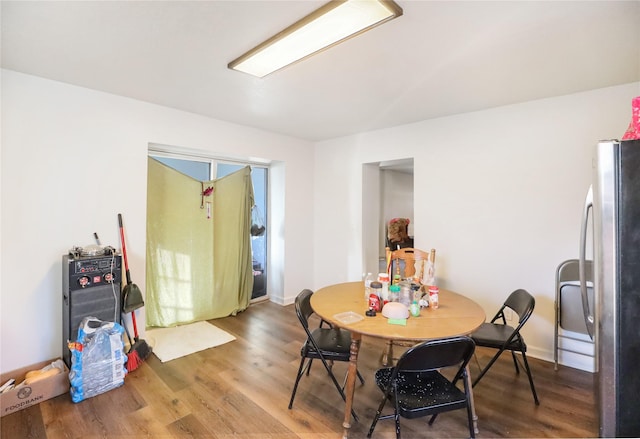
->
[146, 157, 254, 327]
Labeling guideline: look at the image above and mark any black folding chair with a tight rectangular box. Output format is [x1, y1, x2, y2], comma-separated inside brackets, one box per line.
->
[471, 288, 540, 405]
[288, 289, 364, 421]
[367, 336, 476, 439]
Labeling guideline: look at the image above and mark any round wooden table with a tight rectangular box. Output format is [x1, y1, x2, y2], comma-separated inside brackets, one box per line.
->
[311, 281, 486, 439]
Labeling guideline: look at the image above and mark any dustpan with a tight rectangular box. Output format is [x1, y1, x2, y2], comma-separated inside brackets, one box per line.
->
[122, 283, 144, 313]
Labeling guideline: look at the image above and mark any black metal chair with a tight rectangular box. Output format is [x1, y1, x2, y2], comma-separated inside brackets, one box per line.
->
[471, 288, 540, 405]
[367, 336, 476, 439]
[288, 289, 364, 421]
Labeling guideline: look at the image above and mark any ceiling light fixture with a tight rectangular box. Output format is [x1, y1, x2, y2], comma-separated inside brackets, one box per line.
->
[228, 0, 403, 78]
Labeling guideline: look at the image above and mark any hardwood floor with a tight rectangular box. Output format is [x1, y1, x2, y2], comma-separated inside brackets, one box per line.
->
[1, 300, 597, 438]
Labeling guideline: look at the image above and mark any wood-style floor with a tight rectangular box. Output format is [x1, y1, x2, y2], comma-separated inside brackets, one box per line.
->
[1, 299, 597, 438]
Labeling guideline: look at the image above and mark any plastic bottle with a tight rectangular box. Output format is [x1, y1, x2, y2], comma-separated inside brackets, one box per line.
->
[423, 249, 437, 286]
[411, 283, 421, 302]
[363, 272, 374, 299]
[399, 280, 412, 307]
[378, 272, 390, 301]
[409, 300, 420, 317]
[428, 285, 439, 309]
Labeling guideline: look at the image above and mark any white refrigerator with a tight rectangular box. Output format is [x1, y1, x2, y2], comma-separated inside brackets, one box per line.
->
[580, 139, 640, 437]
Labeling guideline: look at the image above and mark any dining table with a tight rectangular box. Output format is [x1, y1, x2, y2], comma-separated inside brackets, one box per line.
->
[310, 281, 486, 439]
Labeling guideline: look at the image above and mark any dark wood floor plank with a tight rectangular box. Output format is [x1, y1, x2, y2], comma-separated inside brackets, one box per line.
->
[0, 404, 47, 439]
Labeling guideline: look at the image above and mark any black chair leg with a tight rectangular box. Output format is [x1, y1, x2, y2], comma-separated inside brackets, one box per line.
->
[466, 399, 475, 438]
[393, 395, 401, 439]
[342, 369, 366, 390]
[289, 353, 359, 421]
[474, 347, 539, 406]
[520, 351, 540, 405]
[511, 351, 520, 374]
[367, 393, 388, 438]
[472, 349, 504, 387]
[288, 357, 309, 409]
[463, 371, 475, 438]
[318, 356, 359, 422]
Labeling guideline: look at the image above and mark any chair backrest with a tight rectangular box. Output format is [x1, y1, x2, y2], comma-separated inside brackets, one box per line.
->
[295, 289, 315, 331]
[556, 259, 594, 335]
[503, 289, 535, 326]
[386, 247, 432, 281]
[557, 259, 593, 284]
[394, 336, 475, 374]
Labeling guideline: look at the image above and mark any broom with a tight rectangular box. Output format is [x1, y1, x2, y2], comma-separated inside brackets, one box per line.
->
[121, 312, 140, 372]
[125, 310, 151, 372]
[118, 213, 151, 371]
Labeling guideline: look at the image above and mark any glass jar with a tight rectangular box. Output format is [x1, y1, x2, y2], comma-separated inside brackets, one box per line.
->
[389, 284, 400, 302]
[370, 281, 383, 301]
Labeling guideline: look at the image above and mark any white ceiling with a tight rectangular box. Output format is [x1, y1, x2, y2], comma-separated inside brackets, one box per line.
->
[2, 1, 639, 142]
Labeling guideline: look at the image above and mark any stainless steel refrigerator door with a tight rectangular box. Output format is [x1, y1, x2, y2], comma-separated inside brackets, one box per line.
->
[593, 140, 617, 438]
[594, 139, 640, 438]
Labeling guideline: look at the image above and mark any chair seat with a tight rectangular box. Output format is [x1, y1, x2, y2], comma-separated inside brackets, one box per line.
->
[471, 322, 527, 352]
[375, 368, 468, 420]
[302, 327, 352, 361]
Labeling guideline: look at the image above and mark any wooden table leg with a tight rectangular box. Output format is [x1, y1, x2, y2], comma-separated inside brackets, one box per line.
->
[342, 332, 362, 439]
[380, 339, 393, 367]
[465, 364, 479, 435]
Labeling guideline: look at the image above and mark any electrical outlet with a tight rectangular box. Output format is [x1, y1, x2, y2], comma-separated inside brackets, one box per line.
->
[504, 308, 513, 322]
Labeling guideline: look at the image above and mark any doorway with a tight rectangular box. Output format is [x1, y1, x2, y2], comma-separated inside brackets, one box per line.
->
[362, 158, 414, 275]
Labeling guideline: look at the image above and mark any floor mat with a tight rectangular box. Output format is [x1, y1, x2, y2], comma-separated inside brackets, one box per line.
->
[145, 321, 236, 362]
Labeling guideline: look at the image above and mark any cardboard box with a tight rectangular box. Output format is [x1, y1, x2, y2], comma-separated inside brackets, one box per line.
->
[0, 358, 69, 417]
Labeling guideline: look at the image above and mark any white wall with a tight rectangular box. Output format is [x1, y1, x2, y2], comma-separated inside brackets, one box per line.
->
[0, 70, 314, 372]
[313, 82, 640, 370]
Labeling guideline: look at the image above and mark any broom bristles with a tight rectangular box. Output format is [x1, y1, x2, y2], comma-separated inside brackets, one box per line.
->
[131, 339, 152, 360]
[126, 339, 151, 372]
[127, 350, 141, 372]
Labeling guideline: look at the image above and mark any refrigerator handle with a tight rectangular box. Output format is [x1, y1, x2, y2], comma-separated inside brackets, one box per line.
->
[579, 185, 595, 339]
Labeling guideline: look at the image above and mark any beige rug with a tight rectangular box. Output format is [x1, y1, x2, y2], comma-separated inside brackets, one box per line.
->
[145, 321, 236, 362]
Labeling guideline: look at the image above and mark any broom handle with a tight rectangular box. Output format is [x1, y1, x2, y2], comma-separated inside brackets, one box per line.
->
[118, 214, 133, 285]
[122, 313, 133, 347]
[131, 310, 140, 340]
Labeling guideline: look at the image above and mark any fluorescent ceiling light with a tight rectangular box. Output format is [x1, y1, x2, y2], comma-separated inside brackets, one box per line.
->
[228, 0, 403, 78]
